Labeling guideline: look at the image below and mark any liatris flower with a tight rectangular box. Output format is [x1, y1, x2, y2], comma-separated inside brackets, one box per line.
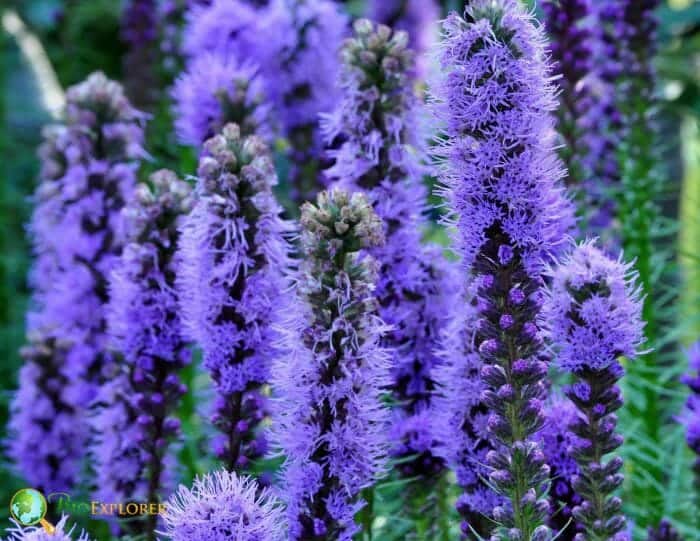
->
[430, 2, 573, 537]
[541, 396, 583, 539]
[645, 520, 682, 541]
[323, 19, 456, 481]
[272, 189, 389, 540]
[434, 284, 501, 539]
[7, 333, 85, 493]
[172, 53, 270, 147]
[3, 516, 93, 541]
[259, 0, 347, 205]
[544, 242, 644, 541]
[365, 0, 439, 78]
[121, 0, 158, 108]
[93, 170, 193, 536]
[681, 343, 700, 495]
[542, 0, 592, 189]
[161, 470, 285, 541]
[12, 73, 144, 493]
[178, 124, 290, 472]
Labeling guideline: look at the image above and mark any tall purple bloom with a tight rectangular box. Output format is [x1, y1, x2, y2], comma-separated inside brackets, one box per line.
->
[365, 0, 439, 78]
[10, 73, 144, 493]
[93, 170, 193, 538]
[172, 53, 270, 147]
[681, 343, 700, 496]
[3, 516, 93, 541]
[541, 0, 592, 189]
[544, 241, 644, 541]
[259, 0, 347, 205]
[161, 470, 285, 541]
[178, 123, 291, 472]
[272, 189, 389, 540]
[323, 19, 457, 482]
[430, 1, 573, 537]
[121, 0, 158, 108]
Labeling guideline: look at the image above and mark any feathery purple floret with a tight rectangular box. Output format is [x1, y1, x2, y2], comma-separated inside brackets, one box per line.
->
[681, 342, 700, 491]
[272, 189, 389, 540]
[3, 517, 93, 541]
[94, 171, 192, 527]
[172, 53, 270, 147]
[365, 0, 439, 77]
[259, 0, 347, 204]
[430, 1, 573, 537]
[11, 73, 144, 493]
[161, 470, 285, 541]
[544, 241, 644, 541]
[323, 18, 456, 479]
[541, 396, 583, 539]
[178, 123, 290, 472]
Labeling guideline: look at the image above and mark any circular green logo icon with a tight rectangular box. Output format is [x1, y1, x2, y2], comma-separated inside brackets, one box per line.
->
[10, 488, 48, 526]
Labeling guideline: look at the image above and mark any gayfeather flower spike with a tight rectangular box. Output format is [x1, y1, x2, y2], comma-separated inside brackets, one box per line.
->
[272, 189, 389, 540]
[10, 73, 144, 493]
[95, 170, 193, 538]
[259, 0, 347, 205]
[681, 343, 700, 501]
[172, 53, 270, 147]
[544, 242, 644, 541]
[178, 123, 291, 472]
[121, 0, 159, 108]
[324, 19, 457, 483]
[160, 469, 285, 541]
[430, 1, 574, 537]
[3, 516, 93, 541]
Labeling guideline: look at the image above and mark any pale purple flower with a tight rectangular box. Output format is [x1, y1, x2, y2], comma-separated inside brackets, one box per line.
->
[3, 517, 93, 541]
[272, 189, 389, 540]
[161, 470, 285, 541]
[178, 124, 291, 472]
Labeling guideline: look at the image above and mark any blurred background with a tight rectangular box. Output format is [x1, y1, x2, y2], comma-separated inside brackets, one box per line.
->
[1, 0, 700, 537]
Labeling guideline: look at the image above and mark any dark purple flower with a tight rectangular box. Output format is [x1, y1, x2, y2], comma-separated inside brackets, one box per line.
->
[121, 0, 159, 108]
[681, 342, 700, 494]
[178, 124, 291, 472]
[544, 241, 644, 541]
[11, 73, 144, 493]
[172, 53, 271, 147]
[272, 189, 389, 540]
[323, 18, 457, 481]
[429, 1, 574, 537]
[161, 470, 285, 541]
[646, 520, 682, 541]
[92, 171, 193, 536]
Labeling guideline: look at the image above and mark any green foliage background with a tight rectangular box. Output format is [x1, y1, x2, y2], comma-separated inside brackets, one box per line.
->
[1, 0, 700, 539]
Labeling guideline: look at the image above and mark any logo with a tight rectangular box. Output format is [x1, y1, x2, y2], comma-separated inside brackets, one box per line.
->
[9, 488, 55, 534]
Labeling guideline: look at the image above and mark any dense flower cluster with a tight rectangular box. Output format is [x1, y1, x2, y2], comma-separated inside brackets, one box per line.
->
[272, 189, 389, 540]
[178, 123, 290, 471]
[93, 171, 192, 533]
[11, 73, 144, 493]
[172, 53, 270, 147]
[365, 0, 438, 77]
[161, 470, 285, 541]
[542, 0, 592, 189]
[544, 241, 644, 541]
[681, 342, 700, 491]
[3, 517, 93, 541]
[324, 18, 456, 479]
[430, 1, 573, 537]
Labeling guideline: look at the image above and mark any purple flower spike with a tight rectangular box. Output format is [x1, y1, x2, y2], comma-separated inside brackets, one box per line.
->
[94, 170, 193, 536]
[172, 53, 270, 147]
[161, 470, 285, 541]
[121, 0, 159, 108]
[429, 1, 574, 537]
[544, 241, 644, 541]
[324, 18, 457, 482]
[258, 0, 347, 205]
[682, 343, 700, 496]
[178, 124, 291, 473]
[3, 516, 93, 541]
[11, 73, 144, 493]
[645, 520, 682, 541]
[272, 189, 389, 540]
